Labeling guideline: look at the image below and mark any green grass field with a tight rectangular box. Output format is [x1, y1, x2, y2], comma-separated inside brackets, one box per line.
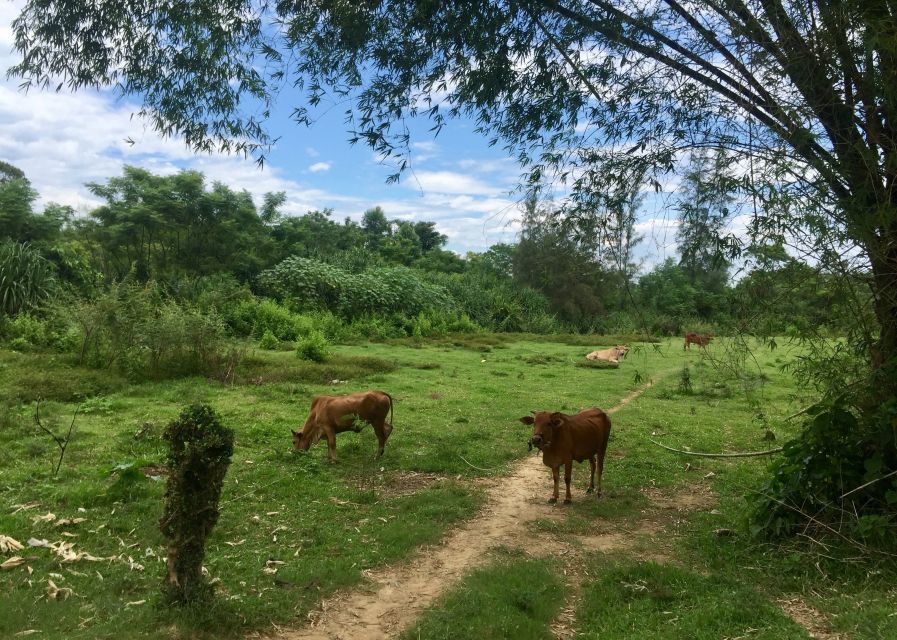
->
[1, 336, 895, 639]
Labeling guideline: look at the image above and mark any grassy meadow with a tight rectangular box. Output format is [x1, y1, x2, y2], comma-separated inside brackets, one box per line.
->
[1, 335, 895, 639]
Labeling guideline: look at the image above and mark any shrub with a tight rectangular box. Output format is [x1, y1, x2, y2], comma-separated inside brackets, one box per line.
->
[0, 241, 56, 315]
[257, 256, 344, 310]
[258, 256, 456, 319]
[678, 365, 693, 394]
[3, 312, 48, 348]
[160, 404, 234, 604]
[258, 329, 281, 350]
[1, 306, 79, 352]
[72, 280, 232, 380]
[296, 329, 331, 362]
[751, 399, 897, 543]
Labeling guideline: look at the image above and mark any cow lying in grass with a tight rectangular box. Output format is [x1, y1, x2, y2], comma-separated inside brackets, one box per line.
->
[585, 345, 629, 364]
[292, 390, 393, 462]
[520, 408, 612, 504]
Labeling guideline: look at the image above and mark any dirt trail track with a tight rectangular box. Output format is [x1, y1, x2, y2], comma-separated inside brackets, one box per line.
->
[273, 376, 663, 640]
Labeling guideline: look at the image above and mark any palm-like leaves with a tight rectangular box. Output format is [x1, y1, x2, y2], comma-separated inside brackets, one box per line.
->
[0, 241, 56, 315]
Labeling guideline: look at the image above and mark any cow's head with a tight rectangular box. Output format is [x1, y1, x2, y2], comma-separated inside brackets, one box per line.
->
[615, 345, 629, 358]
[519, 411, 564, 451]
[291, 414, 322, 451]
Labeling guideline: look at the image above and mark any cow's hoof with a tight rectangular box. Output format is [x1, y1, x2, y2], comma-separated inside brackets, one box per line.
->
[548, 497, 557, 504]
[563, 499, 572, 504]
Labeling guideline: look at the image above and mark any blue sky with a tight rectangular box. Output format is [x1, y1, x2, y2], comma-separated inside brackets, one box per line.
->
[0, 1, 684, 264]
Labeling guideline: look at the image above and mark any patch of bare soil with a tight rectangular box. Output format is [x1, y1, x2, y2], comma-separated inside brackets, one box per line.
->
[139, 464, 168, 478]
[381, 471, 453, 497]
[268, 374, 674, 640]
[642, 484, 717, 512]
[778, 596, 845, 640]
[347, 470, 457, 498]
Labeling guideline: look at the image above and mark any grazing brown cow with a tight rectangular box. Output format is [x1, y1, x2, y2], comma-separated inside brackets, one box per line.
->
[684, 332, 713, 350]
[292, 390, 393, 462]
[586, 345, 629, 363]
[519, 408, 612, 504]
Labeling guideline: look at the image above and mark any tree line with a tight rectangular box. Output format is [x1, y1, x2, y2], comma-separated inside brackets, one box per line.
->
[1, 158, 854, 339]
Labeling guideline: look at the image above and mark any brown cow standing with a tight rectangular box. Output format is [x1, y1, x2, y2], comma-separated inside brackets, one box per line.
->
[684, 332, 713, 350]
[292, 390, 393, 462]
[519, 408, 612, 504]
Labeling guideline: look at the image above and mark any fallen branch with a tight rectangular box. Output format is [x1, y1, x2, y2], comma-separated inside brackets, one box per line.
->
[458, 455, 502, 473]
[649, 439, 783, 458]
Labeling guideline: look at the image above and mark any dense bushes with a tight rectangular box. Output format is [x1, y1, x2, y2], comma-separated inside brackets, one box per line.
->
[255, 256, 538, 337]
[69, 281, 233, 380]
[258, 256, 457, 318]
[751, 399, 897, 546]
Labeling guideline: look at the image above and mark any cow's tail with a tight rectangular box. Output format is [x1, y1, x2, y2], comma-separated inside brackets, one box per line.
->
[384, 391, 394, 436]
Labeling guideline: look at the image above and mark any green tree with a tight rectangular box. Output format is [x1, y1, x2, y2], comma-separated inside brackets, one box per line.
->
[0, 160, 28, 184]
[361, 206, 390, 249]
[676, 149, 737, 318]
[270, 209, 364, 262]
[636, 258, 698, 327]
[0, 175, 39, 242]
[467, 244, 517, 279]
[380, 220, 422, 265]
[413, 221, 447, 252]
[86, 166, 273, 281]
[514, 197, 609, 327]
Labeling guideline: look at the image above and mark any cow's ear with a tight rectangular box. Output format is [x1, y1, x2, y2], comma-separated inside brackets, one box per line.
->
[519, 416, 534, 425]
[291, 429, 300, 436]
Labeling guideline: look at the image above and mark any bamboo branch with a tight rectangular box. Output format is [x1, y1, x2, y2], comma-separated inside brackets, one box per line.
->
[840, 469, 897, 499]
[650, 438, 783, 457]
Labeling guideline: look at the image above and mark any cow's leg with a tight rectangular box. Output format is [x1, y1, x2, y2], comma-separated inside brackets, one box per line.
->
[596, 453, 605, 497]
[563, 461, 573, 504]
[373, 422, 387, 458]
[586, 455, 596, 494]
[549, 466, 560, 503]
[325, 430, 338, 463]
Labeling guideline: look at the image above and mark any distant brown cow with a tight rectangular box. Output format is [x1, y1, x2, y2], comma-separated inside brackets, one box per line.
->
[519, 408, 612, 504]
[292, 390, 394, 462]
[586, 345, 629, 363]
[684, 332, 713, 350]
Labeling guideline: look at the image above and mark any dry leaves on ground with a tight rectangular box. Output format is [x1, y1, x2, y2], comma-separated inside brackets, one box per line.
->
[1, 534, 24, 553]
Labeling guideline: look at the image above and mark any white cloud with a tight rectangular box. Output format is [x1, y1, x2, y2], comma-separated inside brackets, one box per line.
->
[406, 170, 503, 196]
[308, 161, 331, 172]
[411, 141, 439, 153]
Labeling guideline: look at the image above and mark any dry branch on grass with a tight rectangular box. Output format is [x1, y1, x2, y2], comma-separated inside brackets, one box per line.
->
[33, 400, 80, 477]
[649, 439, 783, 458]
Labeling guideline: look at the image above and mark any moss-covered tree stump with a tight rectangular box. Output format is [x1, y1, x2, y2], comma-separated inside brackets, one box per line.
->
[160, 404, 234, 604]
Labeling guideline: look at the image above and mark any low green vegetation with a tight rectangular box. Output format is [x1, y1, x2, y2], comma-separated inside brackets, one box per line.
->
[0, 336, 894, 639]
[574, 561, 808, 640]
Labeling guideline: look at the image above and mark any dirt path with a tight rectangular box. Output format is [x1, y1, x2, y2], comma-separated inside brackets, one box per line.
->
[273, 376, 666, 640]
